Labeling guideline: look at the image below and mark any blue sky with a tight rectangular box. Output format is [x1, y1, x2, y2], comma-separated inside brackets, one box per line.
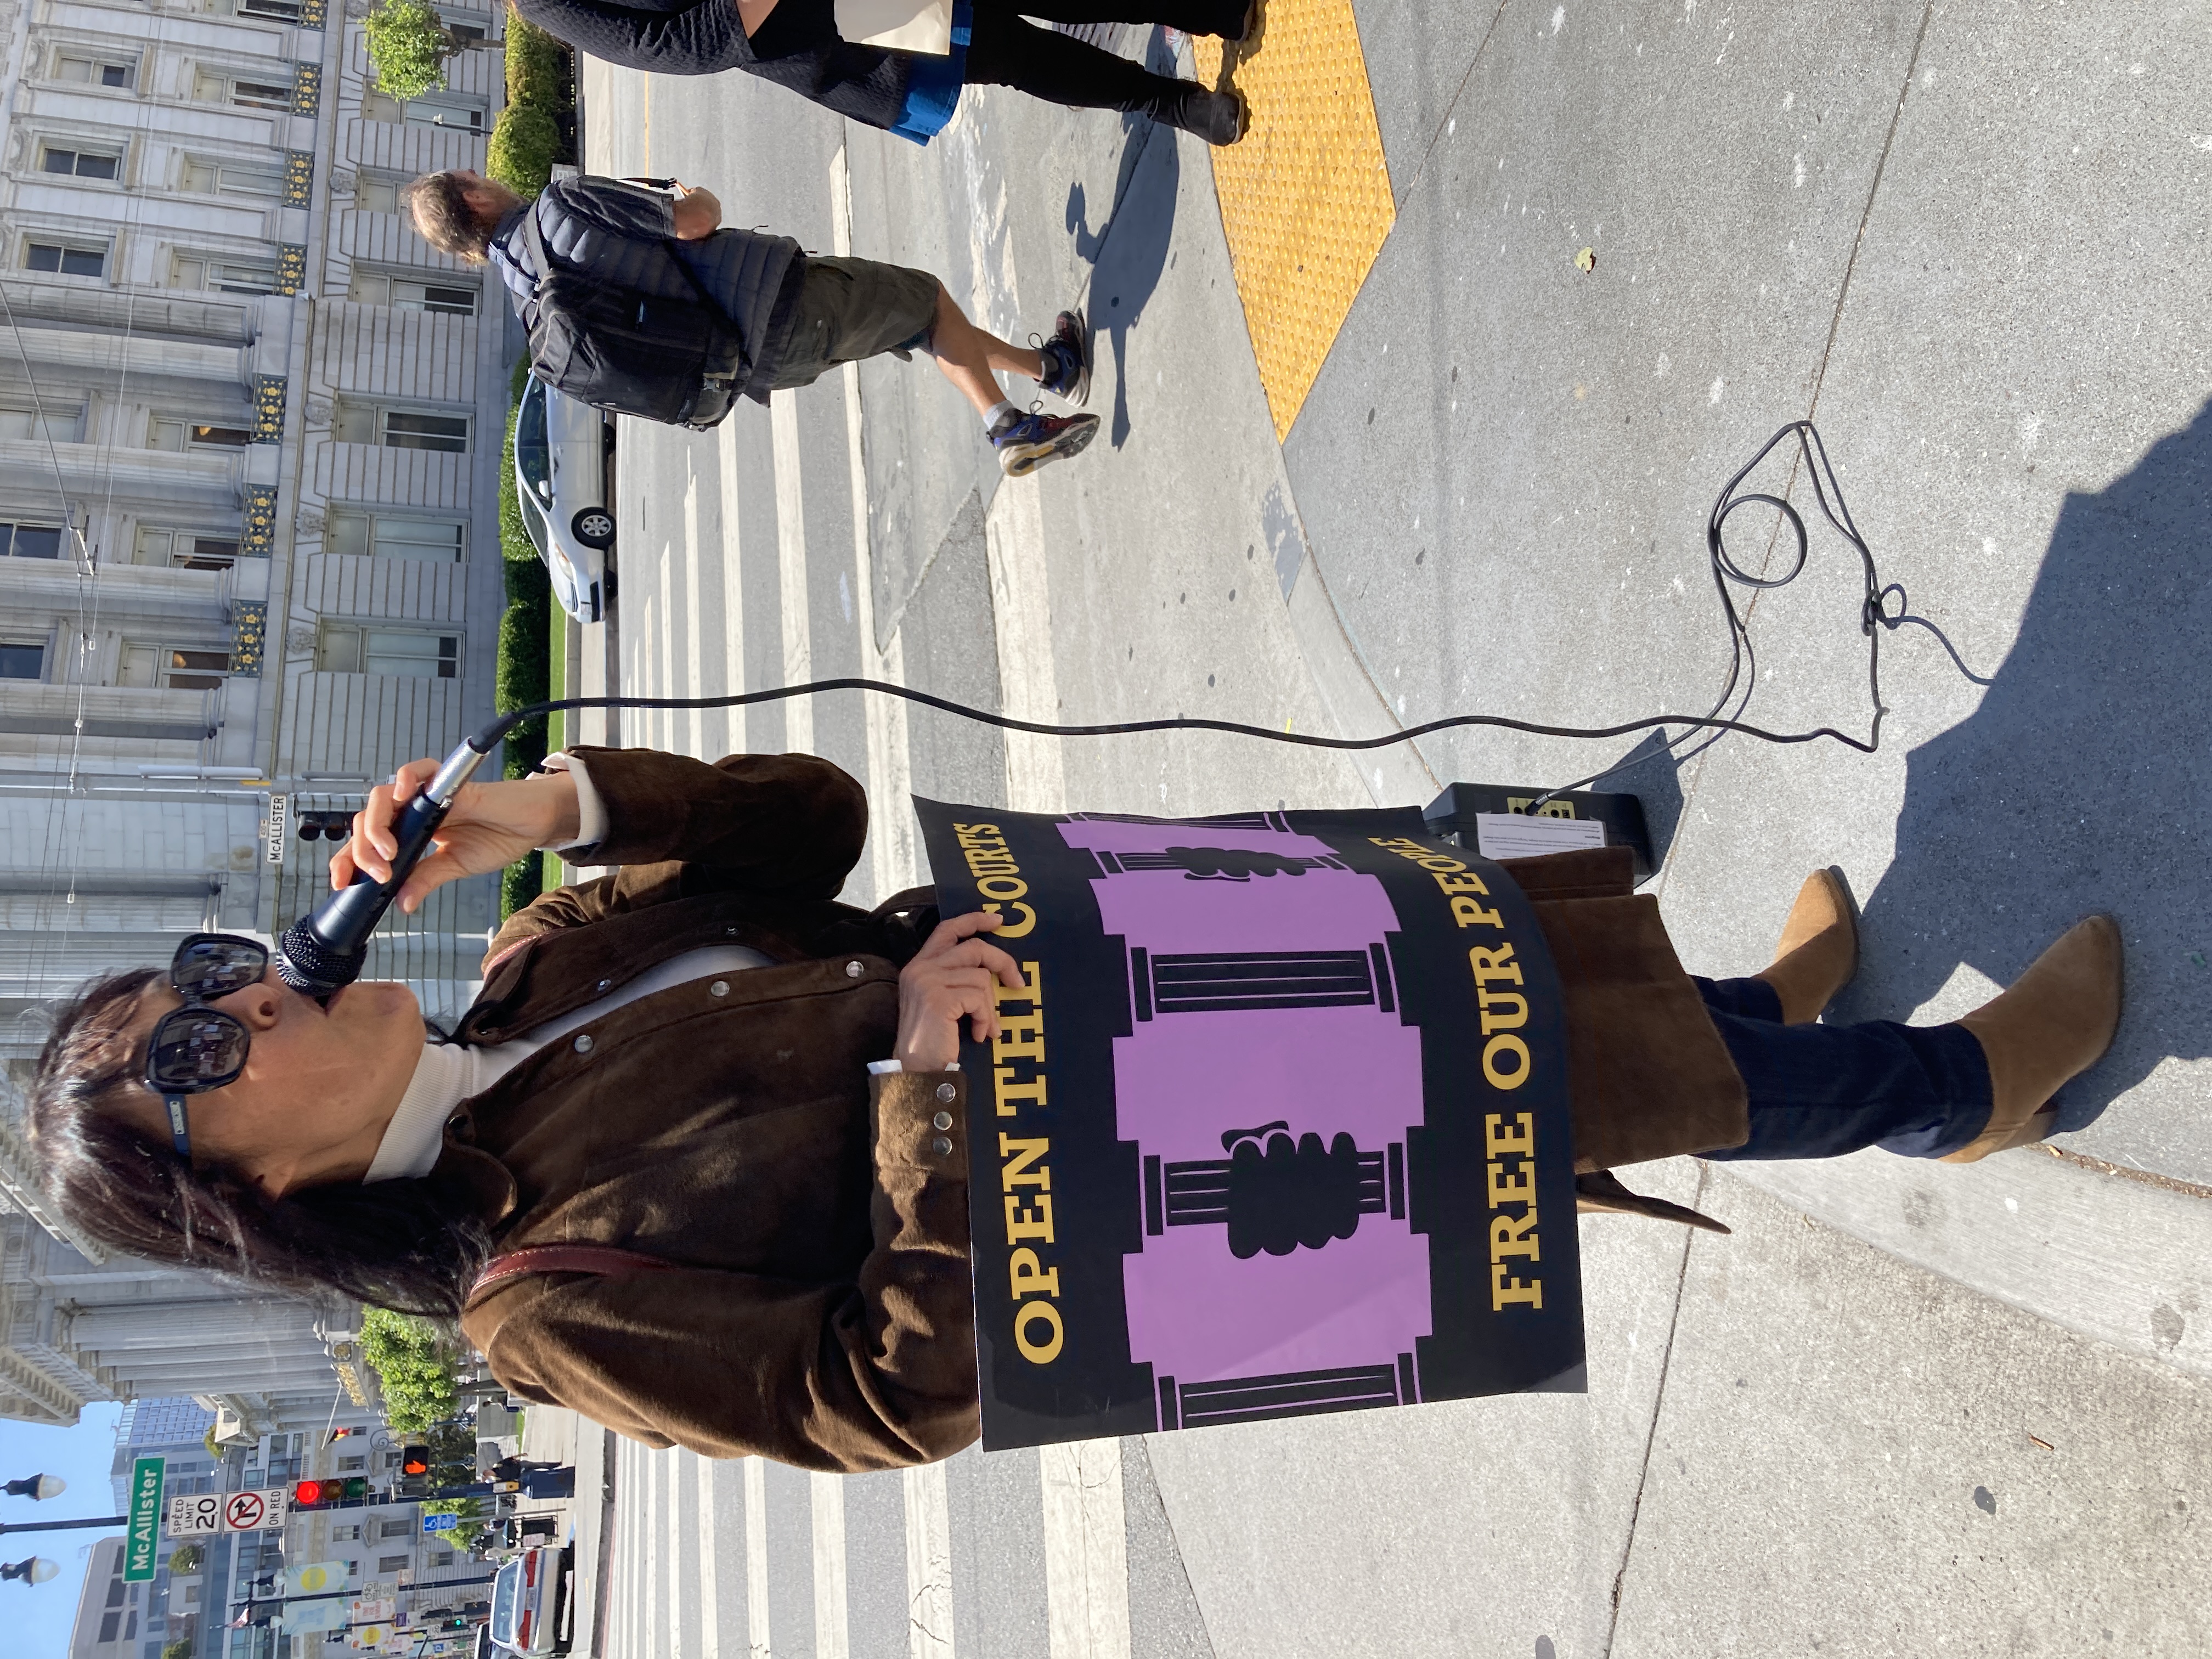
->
[0, 1404, 126, 1658]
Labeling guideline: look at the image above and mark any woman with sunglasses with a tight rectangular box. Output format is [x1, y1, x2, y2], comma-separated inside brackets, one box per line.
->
[27, 746, 1021, 1471]
[25, 744, 2121, 1471]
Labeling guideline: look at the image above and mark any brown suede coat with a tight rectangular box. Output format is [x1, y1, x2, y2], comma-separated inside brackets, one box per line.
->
[448, 747, 1747, 1471]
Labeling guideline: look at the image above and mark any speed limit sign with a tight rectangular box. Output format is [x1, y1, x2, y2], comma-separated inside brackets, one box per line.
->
[167, 1494, 222, 1536]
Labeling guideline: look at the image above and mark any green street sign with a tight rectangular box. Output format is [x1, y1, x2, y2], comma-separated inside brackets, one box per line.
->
[123, 1457, 164, 1583]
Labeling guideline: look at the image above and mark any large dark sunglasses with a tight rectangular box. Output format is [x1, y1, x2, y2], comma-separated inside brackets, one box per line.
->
[144, 934, 270, 1162]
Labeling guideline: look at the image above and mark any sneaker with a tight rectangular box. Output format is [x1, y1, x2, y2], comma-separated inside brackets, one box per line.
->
[1034, 309, 1092, 407]
[989, 407, 1101, 478]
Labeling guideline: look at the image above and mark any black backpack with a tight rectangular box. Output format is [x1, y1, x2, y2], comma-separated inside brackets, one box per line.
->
[517, 211, 747, 430]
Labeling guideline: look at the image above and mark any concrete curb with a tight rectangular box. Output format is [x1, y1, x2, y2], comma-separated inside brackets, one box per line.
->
[1718, 1148, 2212, 1380]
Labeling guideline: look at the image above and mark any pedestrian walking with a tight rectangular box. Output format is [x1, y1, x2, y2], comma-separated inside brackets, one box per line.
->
[511, 0, 1254, 147]
[407, 168, 1099, 476]
[27, 746, 2120, 1470]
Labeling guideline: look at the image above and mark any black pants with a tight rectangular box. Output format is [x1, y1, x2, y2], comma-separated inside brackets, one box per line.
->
[1692, 976, 1996, 1160]
[963, 0, 1241, 115]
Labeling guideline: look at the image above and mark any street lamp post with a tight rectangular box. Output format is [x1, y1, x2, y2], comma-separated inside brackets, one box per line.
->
[3, 1470, 126, 1545]
[1, 1558, 61, 1585]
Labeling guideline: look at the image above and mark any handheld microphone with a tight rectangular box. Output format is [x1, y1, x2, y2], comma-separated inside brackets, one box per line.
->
[274, 735, 503, 998]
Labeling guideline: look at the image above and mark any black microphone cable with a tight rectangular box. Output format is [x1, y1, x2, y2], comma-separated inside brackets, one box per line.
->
[277, 421, 1994, 995]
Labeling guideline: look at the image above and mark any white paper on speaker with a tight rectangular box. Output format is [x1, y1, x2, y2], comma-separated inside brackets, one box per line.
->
[834, 0, 953, 54]
[1472, 812, 1609, 861]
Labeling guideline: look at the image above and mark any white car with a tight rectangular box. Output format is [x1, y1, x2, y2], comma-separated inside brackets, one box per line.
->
[487, 1543, 569, 1656]
[512, 375, 615, 625]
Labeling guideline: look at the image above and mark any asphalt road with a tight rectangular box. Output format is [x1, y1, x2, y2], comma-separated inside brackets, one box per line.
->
[562, 6, 2212, 1655]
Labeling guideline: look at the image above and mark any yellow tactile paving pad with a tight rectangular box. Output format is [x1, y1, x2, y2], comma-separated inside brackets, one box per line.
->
[1195, 0, 1396, 442]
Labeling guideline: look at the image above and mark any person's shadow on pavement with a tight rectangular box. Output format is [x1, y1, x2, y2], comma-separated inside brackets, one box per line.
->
[1068, 69, 1182, 449]
[1834, 397, 2212, 1132]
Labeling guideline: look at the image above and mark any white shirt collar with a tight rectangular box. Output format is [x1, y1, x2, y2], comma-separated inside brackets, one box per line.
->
[364, 1041, 486, 1183]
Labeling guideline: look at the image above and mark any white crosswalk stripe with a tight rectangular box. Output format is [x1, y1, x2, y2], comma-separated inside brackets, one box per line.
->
[1041, 1441, 1130, 1659]
[770, 391, 814, 758]
[902, 1462, 955, 1659]
[744, 1457, 773, 1658]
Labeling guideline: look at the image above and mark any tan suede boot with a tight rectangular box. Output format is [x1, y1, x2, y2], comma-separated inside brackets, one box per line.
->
[1754, 869, 1859, 1023]
[1943, 916, 2123, 1163]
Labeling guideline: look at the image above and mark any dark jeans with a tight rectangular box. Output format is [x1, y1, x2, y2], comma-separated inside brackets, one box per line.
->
[964, 0, 1239, 114]
[1693, 977, 1995, 1160]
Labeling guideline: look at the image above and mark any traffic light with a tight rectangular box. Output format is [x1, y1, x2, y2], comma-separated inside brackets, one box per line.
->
[290, 1476, 371, 1510]
[397, 1446, 432, 1497]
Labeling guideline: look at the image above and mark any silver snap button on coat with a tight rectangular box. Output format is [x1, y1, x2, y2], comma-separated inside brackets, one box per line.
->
[572, 1034, 593, 1054]
[935, 1081, 957, 1104]
[845, 960, 864, 978]
[596, 978, 612, 992]
[931, 1137, 954, 1156]
[932, 1110, 953, 1131]
[709, 980, 730, 997]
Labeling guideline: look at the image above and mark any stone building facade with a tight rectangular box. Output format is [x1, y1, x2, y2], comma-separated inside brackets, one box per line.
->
[1, 0, 522, 1422]
[0, 0, 515, 1062]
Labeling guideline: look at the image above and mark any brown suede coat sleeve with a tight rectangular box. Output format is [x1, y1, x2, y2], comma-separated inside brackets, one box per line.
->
[451, 748, 980, 1470]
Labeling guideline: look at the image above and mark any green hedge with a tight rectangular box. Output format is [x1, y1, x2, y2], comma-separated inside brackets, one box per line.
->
[486, 8, 573, 199]
[486, 104, 561, 199]
[496, 353, 552, 921]
[505, 9, 573, 110]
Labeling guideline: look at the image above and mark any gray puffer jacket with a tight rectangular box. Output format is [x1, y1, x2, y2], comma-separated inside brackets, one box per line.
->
[490, 177, 805, 403]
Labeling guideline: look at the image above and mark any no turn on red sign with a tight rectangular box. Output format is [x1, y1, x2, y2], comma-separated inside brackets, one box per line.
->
[167, 1488, 292, 1535]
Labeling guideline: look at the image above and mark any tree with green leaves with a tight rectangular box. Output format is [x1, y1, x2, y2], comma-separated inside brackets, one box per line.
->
[357, 1307, 460, 1435]
[363, 0, 462, 103]
[162, 1641, 194, 1659]
[165, 1544, 204, 1576]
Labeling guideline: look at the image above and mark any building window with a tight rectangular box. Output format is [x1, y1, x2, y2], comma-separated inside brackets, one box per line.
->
[334, 402, 470, 453]
[181, 158, 287, 199]
[360, 89, 485, 132]
[22, 239, 106, 278]
[38, 143, 122, 181]
[337, 1455, 366, 1471]
[347, 270, 478, 315]
[330, 1525, 360, 1542]
[119, 642, 231, 691]
[0, 407, 80, 443]
[376, 1555, 408, 1575]
[135, 528, 240, 569]
[238, 0, 305, 17]
[192, 68, 294, 111]
[355, 173, 405, 215]
[99, 1612, 121, 1641]
[1, 523, 65, 559]
[167, 250, 279, 295]
[328, 510, 465, 562]
[53, 52, 136, 88]
[318, 624, 460, 679]
[429, 1550, 455, 1568]
[377, 1519, 411, 1540]
[148, 416, 254, 451]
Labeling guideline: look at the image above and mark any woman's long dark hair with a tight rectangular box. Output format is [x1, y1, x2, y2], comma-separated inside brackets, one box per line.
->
[27, 970, 491, 1318]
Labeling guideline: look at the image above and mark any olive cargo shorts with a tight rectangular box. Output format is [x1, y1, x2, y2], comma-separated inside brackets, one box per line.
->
[761, 256, 941, 392]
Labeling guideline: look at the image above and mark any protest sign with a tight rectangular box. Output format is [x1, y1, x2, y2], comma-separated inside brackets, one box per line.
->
[916, 801, 1587, 1450]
